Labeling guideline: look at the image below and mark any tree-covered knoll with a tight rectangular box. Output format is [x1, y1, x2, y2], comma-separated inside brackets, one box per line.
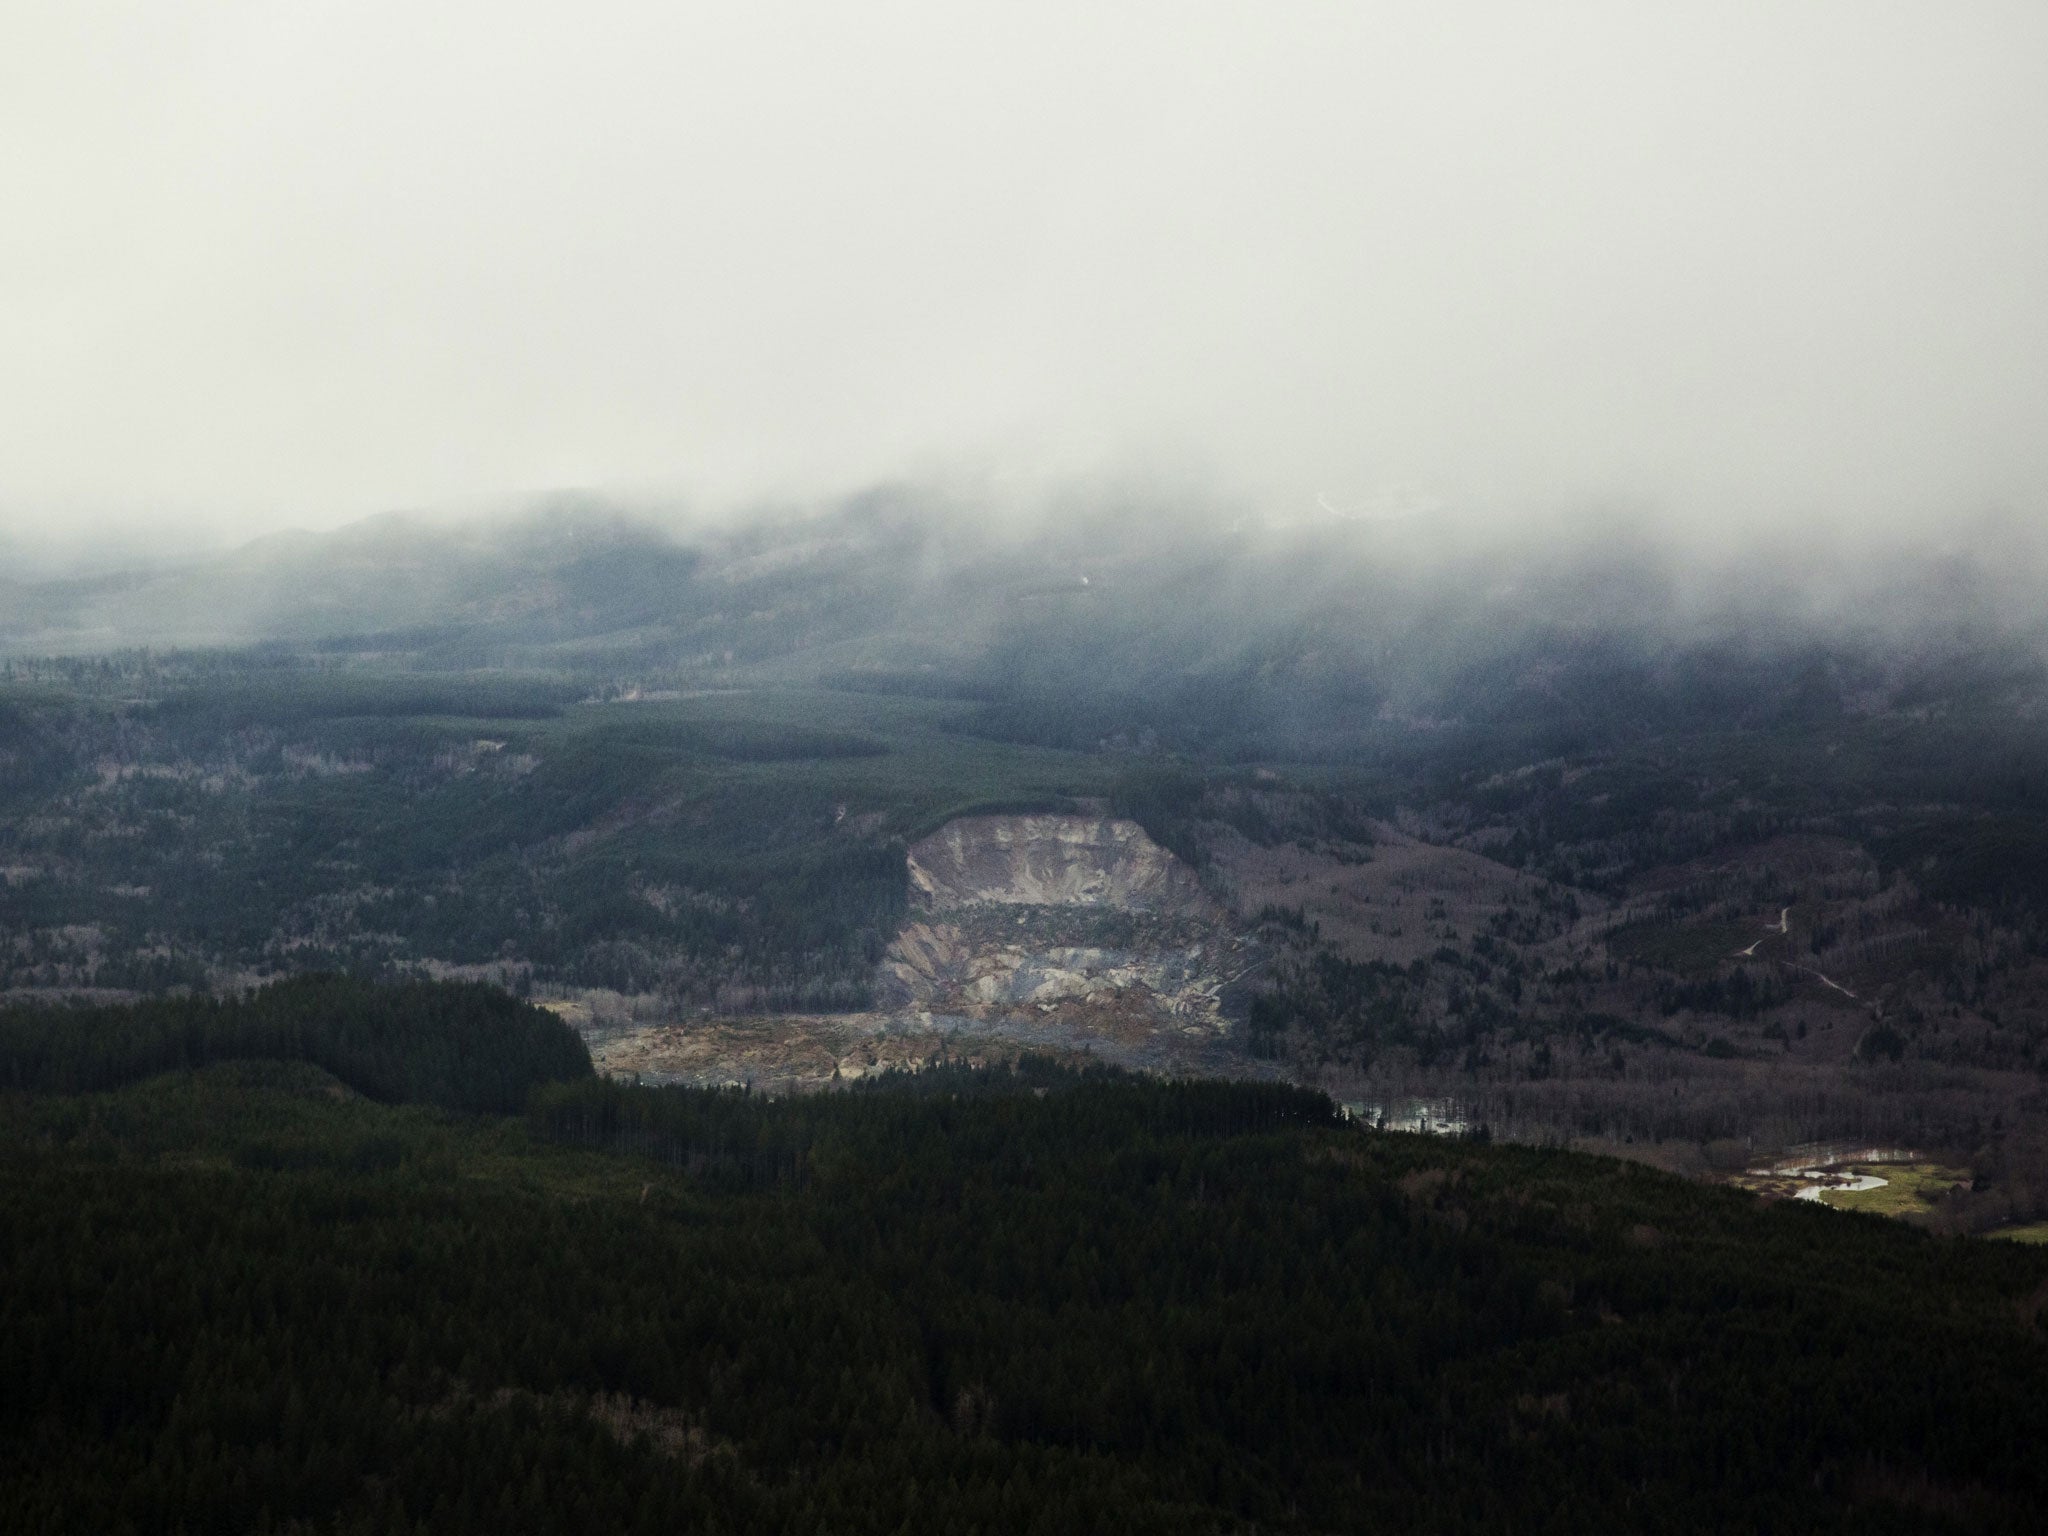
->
[0, 975, 591, 1113]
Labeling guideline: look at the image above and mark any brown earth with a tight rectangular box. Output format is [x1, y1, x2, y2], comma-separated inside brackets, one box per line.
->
[584, 815, 1271, 1085]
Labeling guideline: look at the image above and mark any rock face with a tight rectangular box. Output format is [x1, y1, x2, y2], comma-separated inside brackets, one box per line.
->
[907, 815, 1214, 916]
[879, 817, 1251, 1062]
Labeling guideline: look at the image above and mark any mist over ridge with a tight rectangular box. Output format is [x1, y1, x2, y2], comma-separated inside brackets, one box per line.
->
[6, 485, 2043, 783]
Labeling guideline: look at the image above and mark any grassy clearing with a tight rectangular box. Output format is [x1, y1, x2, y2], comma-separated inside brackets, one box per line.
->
[1815, 1161, 1970, 1215]
[1989, 1221, 2048, 1245]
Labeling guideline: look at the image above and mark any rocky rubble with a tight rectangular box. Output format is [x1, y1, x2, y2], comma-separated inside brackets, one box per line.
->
[586, 815, 1267, 1086]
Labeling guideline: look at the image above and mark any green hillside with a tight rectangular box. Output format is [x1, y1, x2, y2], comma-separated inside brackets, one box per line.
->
[3, 990, 2046, 1533]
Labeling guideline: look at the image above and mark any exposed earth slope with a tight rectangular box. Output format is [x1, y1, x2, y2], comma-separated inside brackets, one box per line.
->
[880, 815, 1248, 1040]
[905, 814, 1213, 914]
[592, 814, 1263, 1084]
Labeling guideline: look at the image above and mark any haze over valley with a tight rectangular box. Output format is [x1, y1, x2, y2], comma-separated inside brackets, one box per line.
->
[6, 495, 2048, 1169]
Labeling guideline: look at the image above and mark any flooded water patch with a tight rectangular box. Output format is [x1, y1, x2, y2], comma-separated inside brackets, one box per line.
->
[1789, 1169, 1888, 1202]
[1727, 1146, 1972, 1215]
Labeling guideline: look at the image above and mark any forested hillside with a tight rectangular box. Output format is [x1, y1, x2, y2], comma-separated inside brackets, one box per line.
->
[0, 975, 591, 1112]
[4, 1034, 2047, 1533]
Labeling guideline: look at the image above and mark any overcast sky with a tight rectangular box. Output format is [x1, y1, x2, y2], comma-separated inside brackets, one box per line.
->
[3, 1, 2045, 549]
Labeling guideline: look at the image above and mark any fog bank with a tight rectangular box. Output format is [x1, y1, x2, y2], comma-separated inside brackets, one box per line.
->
[4, 2, 2045, 546]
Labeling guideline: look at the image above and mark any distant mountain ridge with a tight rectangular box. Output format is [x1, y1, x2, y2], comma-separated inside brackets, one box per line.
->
[0, 501, 702, 655]
[5, 494, 2044, 762]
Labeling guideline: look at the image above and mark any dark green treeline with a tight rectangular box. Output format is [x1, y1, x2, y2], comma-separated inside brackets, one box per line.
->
[4, 1029, 2048, 1532]
[0, 974, 592, 1112]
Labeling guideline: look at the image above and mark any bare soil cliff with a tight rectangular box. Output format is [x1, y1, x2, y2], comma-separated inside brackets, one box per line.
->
[879, 817, 1252, 1057]
[906, 815, 1216, 915]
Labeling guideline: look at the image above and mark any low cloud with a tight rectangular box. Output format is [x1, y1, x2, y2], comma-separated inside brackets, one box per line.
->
[2, 3, 2044, 547]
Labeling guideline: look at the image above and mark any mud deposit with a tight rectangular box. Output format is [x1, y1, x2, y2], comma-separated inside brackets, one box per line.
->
[588, 815, 1270, 1086]
[585, 1012, 1072, 1092]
